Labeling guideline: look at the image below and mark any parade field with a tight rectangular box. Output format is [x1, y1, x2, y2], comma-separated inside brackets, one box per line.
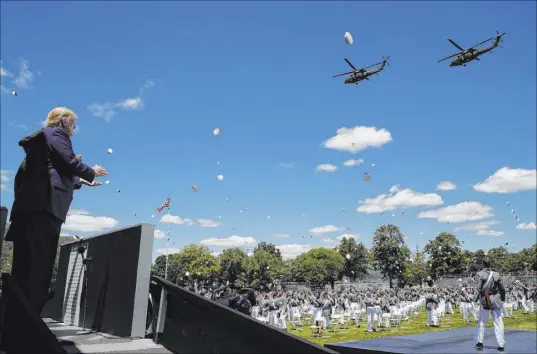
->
[293, 309, 537, 346]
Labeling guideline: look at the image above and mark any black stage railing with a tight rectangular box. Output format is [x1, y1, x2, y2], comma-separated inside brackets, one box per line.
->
[0, 273, 67, 354]
[149, 276, 336, 354]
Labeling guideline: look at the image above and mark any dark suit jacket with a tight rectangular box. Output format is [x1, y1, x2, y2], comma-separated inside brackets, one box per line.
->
[8, 127, 96, 228]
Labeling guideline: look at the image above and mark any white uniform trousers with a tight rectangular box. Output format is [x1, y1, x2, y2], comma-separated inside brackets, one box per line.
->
[366, 307, 377, 331]
[350, 302, 359, 319]
[521, 297, 529, 313]
[290, 306, 301, 325]
[426, 309, 438, 326]
[312, 307, 322, 323]
[460, 302, 469, 321]
[322, 312, 331, 329]
[446, 302, 453, 314]
[476, 308, 505, 348]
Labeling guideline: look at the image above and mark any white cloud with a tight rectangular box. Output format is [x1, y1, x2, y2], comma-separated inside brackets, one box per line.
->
[156, 248, 180, 256]
[357, 188, 444, 214]
[517, 222, 537, 230]
[343, 159, 364, 167]
[143, 80, 155, 89]
[139, 80, 155, 96]
[477, 230, 504, 237]
[154, 229, 166, 239]
[418, 201, 493, 223]
[12, 60, 35, 89]
[211, 251, 222, 257]
[336, 234, 358, 241]
[455, 221, 500, 231]
[276, 244, 312, 260]
[200, 235, 257, 247]
[116, 97, 143, 110]
[60, 232, 70, 237]
[437, 181, 457, 191]
[473, 167, 537, 194]
[323, 126, 393, 153]
[278, 163, 295, 169]
[316, 164, 337, 172]
[1, 170, 15, 192]
[8, 121, 28, 130]
[88, 96, 144, 122]
[160, 214, 194, 225]
[0, 61, 12, 77]
[273, 233, 290, 239]
[389, 185, 401, 194]
[197, 219, 222, 228]
[63, 209, 119, 233]
[308, 225, 342, 235]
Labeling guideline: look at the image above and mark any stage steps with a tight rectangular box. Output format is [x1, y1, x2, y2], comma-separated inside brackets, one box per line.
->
[44, 319, 171, 354]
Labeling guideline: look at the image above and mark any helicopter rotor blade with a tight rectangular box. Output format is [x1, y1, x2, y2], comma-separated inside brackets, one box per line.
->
[344, 58, 358, 71]
[448, 39, 465, 51]
[438, 52, 462, 63]
[332, 71, 355, 78]
[362, 61, 385, 70]
[469, 36, 496, 50]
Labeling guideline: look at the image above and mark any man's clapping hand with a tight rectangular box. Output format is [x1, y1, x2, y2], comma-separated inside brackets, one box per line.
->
[93, 165, 108, 177]
[80, 179, 103, 187]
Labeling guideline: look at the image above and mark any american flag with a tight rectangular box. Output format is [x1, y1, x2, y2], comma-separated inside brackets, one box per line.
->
[156, 197, 171, 213]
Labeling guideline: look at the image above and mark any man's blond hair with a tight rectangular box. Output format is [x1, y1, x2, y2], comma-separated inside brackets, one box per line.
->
[45, 107, 78, 127]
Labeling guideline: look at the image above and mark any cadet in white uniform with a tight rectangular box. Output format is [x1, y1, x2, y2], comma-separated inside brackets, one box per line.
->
[364, 291, 377, 332]
[425, 287, 439, 327]
[475, 258, 506, 352]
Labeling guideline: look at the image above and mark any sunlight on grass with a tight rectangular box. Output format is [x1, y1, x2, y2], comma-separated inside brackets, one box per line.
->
[291, 309, 537, 346]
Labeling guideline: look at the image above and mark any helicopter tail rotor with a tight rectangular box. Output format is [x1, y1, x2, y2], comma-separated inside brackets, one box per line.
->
[496, 31, 506, 47]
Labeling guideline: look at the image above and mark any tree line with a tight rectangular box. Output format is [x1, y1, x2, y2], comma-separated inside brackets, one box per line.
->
[150, 224, 537, 290]
[1, 224, 535, 290]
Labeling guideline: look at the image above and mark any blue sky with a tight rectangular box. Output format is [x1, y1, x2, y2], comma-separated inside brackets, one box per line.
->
[1, 1, 536, 261]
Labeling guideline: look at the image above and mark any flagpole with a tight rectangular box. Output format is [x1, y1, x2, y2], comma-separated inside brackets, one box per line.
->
[164, 193, 171, 280]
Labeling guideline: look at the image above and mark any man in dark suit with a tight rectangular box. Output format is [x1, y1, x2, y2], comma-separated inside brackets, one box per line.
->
[5, 107, 108, 314]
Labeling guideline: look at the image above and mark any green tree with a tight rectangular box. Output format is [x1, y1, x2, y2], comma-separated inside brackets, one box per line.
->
[246, 243, 284, 290]
[151, 254, 167, 278]
[174, 244, 220, 287]
[470, 249, 488, 273]
[403, 246, 427, 287]
[487, 247, 510, 273]
[1, 222, 12, 273]
[518, 244, 537, 272]
[336, 237, 369, 280]
[218, 247, 248, 288]
[255, 242, 282, 259]
[372, 224, 409, 288]
[1, 243, 13, 273]
[504, 252, 524, 273]
[424, 232, 463, 279]
[293, 248, 344, 289]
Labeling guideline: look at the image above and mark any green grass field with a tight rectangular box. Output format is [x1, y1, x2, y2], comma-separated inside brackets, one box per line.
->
[291, 309, 537, 346]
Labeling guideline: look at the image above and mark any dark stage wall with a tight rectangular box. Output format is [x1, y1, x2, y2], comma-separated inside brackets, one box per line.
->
[150, 277, 336, 354]
[43, 223, 154, 338]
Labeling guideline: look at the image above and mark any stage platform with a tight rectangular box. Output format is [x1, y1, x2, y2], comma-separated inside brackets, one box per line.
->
[325, 327, 537, 354]
[44, 318, 171, 353]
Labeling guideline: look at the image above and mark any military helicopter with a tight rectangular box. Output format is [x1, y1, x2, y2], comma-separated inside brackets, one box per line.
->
[333, 56, 390, 84]
[438, 31, 505, 67]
